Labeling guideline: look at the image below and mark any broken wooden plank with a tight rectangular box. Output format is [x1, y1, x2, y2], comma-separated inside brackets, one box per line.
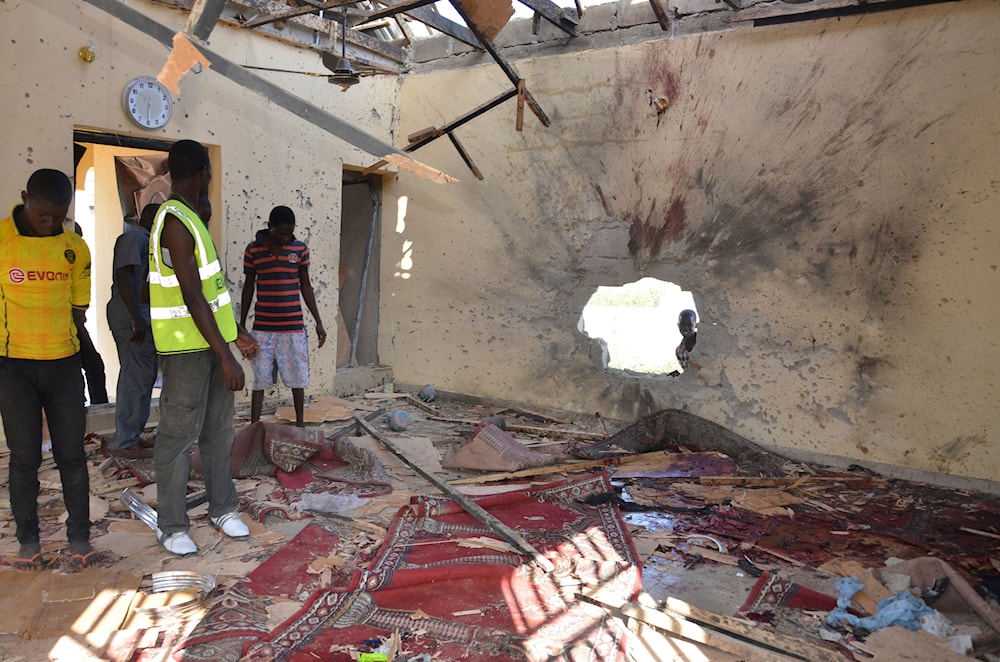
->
[405, 394, 441, 416]
[658, 595, 844, 662]
[448, 450, 669, 485]
[495, 404, 573, 425]
[407, 126, 444, 144]
[427, 414, 606, 440]
[356, 415, 554, 572]
[581, 590, 810, 662]
[583, 590, 844, 662]
[364, 391, 410, 399]
[92, 477, 144, 495]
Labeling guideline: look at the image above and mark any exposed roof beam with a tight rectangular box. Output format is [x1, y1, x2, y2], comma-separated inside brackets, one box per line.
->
[364, 88, 518, 177]
[240, 0, 355, 29]
[230, 0, 347, 32]
[371, 0, 480, 47]
[185, 0, 229, 40]
[364, 0, 439, 23]
[82, 0, 454, 182]
[448, 0, 549, 126]
[515, 0, 578, 35]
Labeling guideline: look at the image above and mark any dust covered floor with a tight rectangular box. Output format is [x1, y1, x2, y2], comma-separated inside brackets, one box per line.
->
[0, 390, 998, 661]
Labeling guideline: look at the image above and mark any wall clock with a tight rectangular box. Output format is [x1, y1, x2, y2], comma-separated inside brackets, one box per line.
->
[122, 76, 173, 130]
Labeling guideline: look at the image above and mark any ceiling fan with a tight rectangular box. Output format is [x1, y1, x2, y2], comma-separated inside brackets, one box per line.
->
[243, 9, 388, 92]
[322, 7, 366, 91]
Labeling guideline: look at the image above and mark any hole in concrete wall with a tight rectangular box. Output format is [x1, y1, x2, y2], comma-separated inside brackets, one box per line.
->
[578, 278, 698, 375]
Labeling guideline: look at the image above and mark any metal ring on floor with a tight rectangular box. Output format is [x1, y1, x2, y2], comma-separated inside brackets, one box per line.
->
[131, 571, 217, 623]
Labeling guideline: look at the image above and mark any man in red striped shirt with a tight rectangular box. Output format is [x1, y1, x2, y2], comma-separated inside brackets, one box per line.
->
[239, 206, 326, 426]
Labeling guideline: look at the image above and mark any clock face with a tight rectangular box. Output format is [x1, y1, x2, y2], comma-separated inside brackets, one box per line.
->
[122, 76, 173, 130]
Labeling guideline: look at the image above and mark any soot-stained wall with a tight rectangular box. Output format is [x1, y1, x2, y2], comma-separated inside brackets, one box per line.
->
[385, 0, 1000, 481]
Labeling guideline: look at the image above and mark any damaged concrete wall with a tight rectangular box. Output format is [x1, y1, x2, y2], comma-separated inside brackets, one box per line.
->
[385, 0, 1000, 481]
[0, 0, 398, 417]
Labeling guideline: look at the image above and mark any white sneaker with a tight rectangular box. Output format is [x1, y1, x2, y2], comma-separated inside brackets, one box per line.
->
[157, 529, 197, 556]
[211, 511, 250, 540]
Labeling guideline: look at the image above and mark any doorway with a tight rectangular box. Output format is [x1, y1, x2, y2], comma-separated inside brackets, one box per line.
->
[73, 130, 175, 405]
[338, 173, 382, 367]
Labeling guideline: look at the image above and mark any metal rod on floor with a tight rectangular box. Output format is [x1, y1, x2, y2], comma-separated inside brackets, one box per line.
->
[355, 415, 555, 573]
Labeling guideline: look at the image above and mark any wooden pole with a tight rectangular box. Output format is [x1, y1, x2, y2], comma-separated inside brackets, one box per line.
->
[355, 415, 555, 572]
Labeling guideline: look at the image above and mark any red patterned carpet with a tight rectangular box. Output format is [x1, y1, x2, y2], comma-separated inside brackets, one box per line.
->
[177, 472, 640, 662]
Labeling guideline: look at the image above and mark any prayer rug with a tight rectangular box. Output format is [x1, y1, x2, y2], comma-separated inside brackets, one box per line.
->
[174, 521, 345, 662]
[736, 572, 838, 623]
[242, 472, 640, 661]
[180, 472, 640, 661]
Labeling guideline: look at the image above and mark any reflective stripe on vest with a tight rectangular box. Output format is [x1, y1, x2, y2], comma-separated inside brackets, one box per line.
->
[148, 199, 238, 353]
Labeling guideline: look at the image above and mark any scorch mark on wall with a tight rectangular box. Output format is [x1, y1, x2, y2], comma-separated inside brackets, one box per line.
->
[627, 197, 686, 270]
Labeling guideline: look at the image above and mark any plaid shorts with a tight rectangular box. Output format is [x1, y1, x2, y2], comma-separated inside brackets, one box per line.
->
[250, 329, 309, 390]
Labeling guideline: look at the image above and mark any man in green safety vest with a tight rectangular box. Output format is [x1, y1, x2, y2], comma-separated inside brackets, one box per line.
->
[148, 139, 258, 556]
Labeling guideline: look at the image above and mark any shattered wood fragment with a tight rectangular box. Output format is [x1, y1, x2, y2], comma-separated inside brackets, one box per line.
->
[92, 477, 144, 495]
[406, 393, 441, 415]
[407, 126, 443, 143]
[817, 558, 892, 615]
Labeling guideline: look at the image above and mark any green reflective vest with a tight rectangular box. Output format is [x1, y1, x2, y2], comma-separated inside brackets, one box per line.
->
[148, 199, 237, 354]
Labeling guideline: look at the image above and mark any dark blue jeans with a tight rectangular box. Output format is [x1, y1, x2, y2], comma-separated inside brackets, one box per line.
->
[0, 355, 90, 545]
[110, 323, 157, 449]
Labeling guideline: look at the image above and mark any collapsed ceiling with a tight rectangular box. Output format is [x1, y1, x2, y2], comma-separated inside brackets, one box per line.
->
[87, 0, 953, 182]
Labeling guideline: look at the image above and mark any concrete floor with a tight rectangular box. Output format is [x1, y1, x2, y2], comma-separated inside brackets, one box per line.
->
[1, 382, 997, 661]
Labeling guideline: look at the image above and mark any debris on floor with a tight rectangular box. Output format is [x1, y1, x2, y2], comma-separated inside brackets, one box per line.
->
[0, 392, 998, 661]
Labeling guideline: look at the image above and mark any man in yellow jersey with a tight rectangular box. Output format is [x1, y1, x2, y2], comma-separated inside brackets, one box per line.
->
[149, 140, 258, 556]
[0, 169, 97, 569]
